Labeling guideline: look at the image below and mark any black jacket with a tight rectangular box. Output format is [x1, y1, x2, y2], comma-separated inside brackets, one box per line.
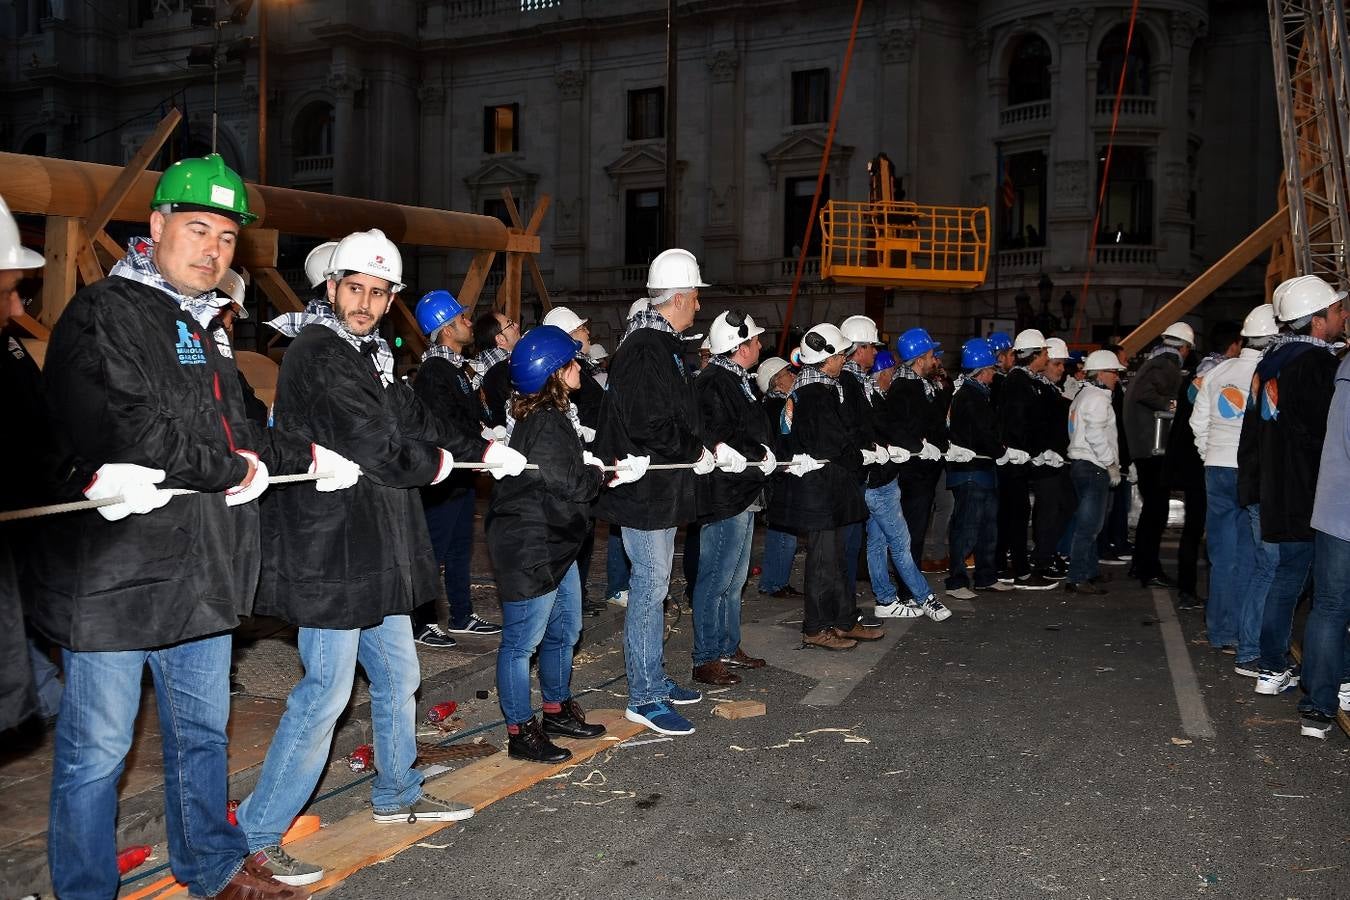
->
[1166, 369, 1204, 489]
[840, 368, 894, 489]
[881, 374, 947, 483]
[998, 368, 1046, 457]
[767, 380, 866, 532]
[574, 356, 606, 430]
[947, 379, 1001, 477]
[486, 406, 602, 602]
[414, 354, 490, 506]
[26, 275, 303, 651]
[1123, 352, 1182, 460]
[1239, 341, 1338, 542]
[256, 325, 479, 629]
[594, 327, 703, 530]
[480, 358, 512, 428]
[695, 363, 770, 522]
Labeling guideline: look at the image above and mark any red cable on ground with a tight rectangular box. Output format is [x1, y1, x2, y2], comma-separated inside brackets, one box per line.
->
[777, 0, 866, 356]
[1072, 0, 1141, 344]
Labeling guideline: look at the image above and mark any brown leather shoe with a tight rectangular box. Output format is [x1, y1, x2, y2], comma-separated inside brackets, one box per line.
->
[211, 858, 311, 899]
[692, 660, 742, 685]
[832, 623, 885, 642]
[720, 646, 766, 669]
[802, 629, 857, 651]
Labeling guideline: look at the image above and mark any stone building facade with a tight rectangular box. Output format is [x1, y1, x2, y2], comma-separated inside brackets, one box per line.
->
[1, 0, 1279, 354]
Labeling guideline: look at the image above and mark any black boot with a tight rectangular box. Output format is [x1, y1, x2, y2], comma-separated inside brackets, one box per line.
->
[542, 698, 607, 739]
[507, 716, 573, 764]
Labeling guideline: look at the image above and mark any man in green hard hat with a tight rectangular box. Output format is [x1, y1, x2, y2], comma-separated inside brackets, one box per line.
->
[26, 154, 322, 899]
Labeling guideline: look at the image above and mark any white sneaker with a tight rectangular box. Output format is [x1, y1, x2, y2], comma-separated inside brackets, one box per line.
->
[1339, 682, 1350, 713]
[1300, 711, 1334, 740]
[922, 596, 952, 622]
[607, 590, 629, 608]
[976, 581, 1015, 593]
[1254, 668, 1299, 696]
[945, 587, 977, 601]
[875, 599, 923, 619]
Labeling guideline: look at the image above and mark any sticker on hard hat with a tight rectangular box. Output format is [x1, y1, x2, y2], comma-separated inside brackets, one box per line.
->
[210, 184, 236, 207]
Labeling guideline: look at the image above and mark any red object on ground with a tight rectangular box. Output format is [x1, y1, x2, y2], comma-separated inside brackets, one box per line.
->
[226, 798, 240, 826]
[348, 744, 374, 771]
[117, 845, 153, 875]
[427, 701, 458, 723]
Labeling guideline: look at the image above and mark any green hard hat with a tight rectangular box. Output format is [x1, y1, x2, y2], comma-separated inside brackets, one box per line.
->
[151, 153, 256, 226]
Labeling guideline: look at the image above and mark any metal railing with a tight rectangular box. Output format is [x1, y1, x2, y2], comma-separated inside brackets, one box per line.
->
[819, 200, 990, 289]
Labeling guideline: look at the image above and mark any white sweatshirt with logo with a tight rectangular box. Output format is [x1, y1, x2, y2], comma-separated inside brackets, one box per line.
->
[1067, 381, 1118, 470]
[1189, 348, 1261, 468]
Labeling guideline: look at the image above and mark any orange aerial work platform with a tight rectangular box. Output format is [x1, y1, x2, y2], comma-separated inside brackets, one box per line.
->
[819, 199, 990, 291]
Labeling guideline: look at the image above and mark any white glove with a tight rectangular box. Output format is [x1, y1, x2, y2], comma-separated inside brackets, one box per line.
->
[480, 425, 494, 441]
[693, 446, 717, 475]
[309, 444, 361, 492]
[918, 439, 942, 462]
[714, 442, 748, 474]
[225, 450, 269, 507]
[1107, 463, 1122, 487]
[1127, 463, 1138, 484]
[945, 443, 977, 464]
[1040, 450, 1066, 468]
[491, 425, 509, 441]
[860, 447, 880, 466]
[758, 445, 777, 476]
[997, 448, 1031, 466]
[430, 449, 454, 485]
[483, 440, 528, 479]
[583, 450, 607, 475]
[887, 444, 911, 464]
[580, 425, 597, 444]
[83, 463, 173, 521]
[868, 444, 889, 465]
[785, 453, 823, 477]
[608, 454, 651, 487]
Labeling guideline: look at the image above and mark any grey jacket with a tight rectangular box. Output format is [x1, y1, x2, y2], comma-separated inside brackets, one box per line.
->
[1122, 352, 1182, 460]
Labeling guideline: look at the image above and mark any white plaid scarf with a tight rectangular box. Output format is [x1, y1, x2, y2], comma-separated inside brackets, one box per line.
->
[1268, 332, 1339, 354]
[422, 344, 465, 368]
[843, 359, 881, 402]
[267, 303, 394, 386]
[708, 354, 756, 402]
[620, 308, 679, 345]
[893, 361, 936, 398]
[792, 363, 844, 402]
[110, 237, 230, 329]
[469, 345, 510, 390]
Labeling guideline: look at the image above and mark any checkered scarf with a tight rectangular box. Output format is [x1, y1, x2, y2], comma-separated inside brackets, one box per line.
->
[266, 303, 394, 386]
[1148, 344, 1183, 364]
[843, 359, 881, 402]
[422, 344, 465, 368]
[504, 400, 586, 443]
[893, 361, 936, 398]
[110, 237, 230, 329]
[620, 308, 678, 345]
[1268, 332, 1339, 354]
[469, 345, 510, 390]
[792, 363, 844, 402]
[708, 354, 756, 402]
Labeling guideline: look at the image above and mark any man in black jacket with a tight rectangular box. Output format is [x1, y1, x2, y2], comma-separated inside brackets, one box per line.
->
[838, 315, 886, 624]
[410, 289, 497, 647]
[997, 329, 1056, 590]
[473, 307, 521, 428]
[887, 327, 949, 572]
[240, 229, 527, 885]
[690, 310, 775, 686]
[27, 158, 310, 899]
[1029, 339, 1074, 581]
[595, 248, 718, 737]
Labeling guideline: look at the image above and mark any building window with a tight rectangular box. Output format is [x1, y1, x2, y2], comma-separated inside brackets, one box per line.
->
[627, 87, 665, 141]
[1097, 146, 1153, 244]
[1007, 35, 1051, 105]
[791, 68, 829, 125]
[624, 188, 664, 265]
[1097, 25, 1151, 96]
[294, 102, 334, 157]
[483, 103, 520, 154]
[784, 176, 829, 258]
[997, 150, 1047, 249]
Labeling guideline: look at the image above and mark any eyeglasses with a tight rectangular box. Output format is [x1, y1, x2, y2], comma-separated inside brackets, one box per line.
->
[491, 316, 518, 341]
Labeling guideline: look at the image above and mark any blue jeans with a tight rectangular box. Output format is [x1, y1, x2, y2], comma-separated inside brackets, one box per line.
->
[864, 479, 932, 602]
[692, 510, 754, 665]
[1068, 460, 1110, 584]
[1235, 503, 1279, 662]
[946, 481, 998, 589]
[1300, 530, 1350, 716]
[497, 563, 582, 724]
[620, 527, 679, 705]
[1257, 540, 1314, 672]
[605, 529, 630, 597]
[1203, 467, 1241, 647]
[239, 614, 423, 850]
[758, 527, 798, 592]
[423, 488, 476, 627]
[49, 636, 246, 899]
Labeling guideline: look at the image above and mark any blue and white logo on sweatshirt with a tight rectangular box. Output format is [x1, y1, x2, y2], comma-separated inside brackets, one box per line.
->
[176, 321, 206, 366]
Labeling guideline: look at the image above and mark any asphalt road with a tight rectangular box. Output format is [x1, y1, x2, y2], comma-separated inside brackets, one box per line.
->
[324, 583, 1349, 900]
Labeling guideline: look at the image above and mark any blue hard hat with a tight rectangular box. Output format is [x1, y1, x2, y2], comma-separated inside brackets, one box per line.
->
[961, 337, 997, 371]
[511, 325, 581, 394]
[415, 290, 465, 337]
[872, 349, 898, 374]
[987, 331, 1013, 353]
[896, 327, 938, 363]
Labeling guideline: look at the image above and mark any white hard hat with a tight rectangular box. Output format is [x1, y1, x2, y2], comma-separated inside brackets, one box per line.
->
[1241, 303, 1278, 338]
[303, 240, 338, 289]
[1046, 337, 1070, 360]
[0, 193, 45, 271]
[542, 306, 588, 333]
[799, 323, 852, 365]
[700, 336, 711, 351]
[215, 268, 250, 317]
[588, 343, 609, 362]
[1084, 349, 1125, 372]
[1013, 328, 1046, 351]
[1161, 321, 1195, 346]
[1274, 274, 1346, 322]
[327, 229, 405, 293]
[839, 314, 882, 346]
[709, 310, 766, 354]
[646, 248, 709, 291]
[627, 297, 649, 319]
[755, 357, 790, 395]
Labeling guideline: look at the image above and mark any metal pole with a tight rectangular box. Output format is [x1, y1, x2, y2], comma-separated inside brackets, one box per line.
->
[258, 0, 269, 184]
[664, 0, 678, 246]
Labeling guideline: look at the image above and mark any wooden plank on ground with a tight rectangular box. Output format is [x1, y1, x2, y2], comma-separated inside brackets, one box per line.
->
[712, 700, 766, 720]
[292, 710, 642, 893]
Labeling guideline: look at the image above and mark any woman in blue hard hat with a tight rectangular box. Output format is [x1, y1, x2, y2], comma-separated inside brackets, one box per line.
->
[487, 325, 650, 763]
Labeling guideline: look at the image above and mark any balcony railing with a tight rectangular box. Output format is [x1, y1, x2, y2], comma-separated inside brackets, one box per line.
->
[1000, 100, 1051, 127]
[446, 0, 562, 18]
[292, 154, 334, 182]
[1095, 245, 1159, 266]
[995, 248, 1044, 272]
[1094, 95, 1156, 118]
[779, 257, 821, 278]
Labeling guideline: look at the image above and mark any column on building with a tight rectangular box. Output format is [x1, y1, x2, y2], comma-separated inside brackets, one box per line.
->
[551, 64, 587, 290]
[1157, 11, 1206, 270]
[328, 60, 363, 198]
[416, 75, 449, 290]
[701, 44, 741, 285]
[1045, 6, 1094, 272]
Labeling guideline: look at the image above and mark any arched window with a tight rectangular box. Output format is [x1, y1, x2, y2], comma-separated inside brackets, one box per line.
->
[294, 102, 335, 158]
[1097, 24, 1151, 96]
[1007, 35, 1052, 106]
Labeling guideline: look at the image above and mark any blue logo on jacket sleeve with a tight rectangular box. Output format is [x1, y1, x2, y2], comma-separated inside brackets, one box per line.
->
[176, 321, 207, 366]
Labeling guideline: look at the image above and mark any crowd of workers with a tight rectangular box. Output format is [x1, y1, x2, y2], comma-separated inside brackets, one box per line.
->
[0, 153, 1347, 898]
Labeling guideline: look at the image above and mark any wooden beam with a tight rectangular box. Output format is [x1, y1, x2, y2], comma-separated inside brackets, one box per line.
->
[251, 266, 305, 315]
[92, 230, 123, 268]
[39, 216, 81, 327]
[13, 312, 50, 341]
[1122, 209, 1289, 356]
[235, 228, 279, 269]
[84, 108, 182, 245]
[457, 250, 497, 316]
[74, 242, 103, 286]
[498, 246, 524, 324]
[500, 190, 553, 312]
